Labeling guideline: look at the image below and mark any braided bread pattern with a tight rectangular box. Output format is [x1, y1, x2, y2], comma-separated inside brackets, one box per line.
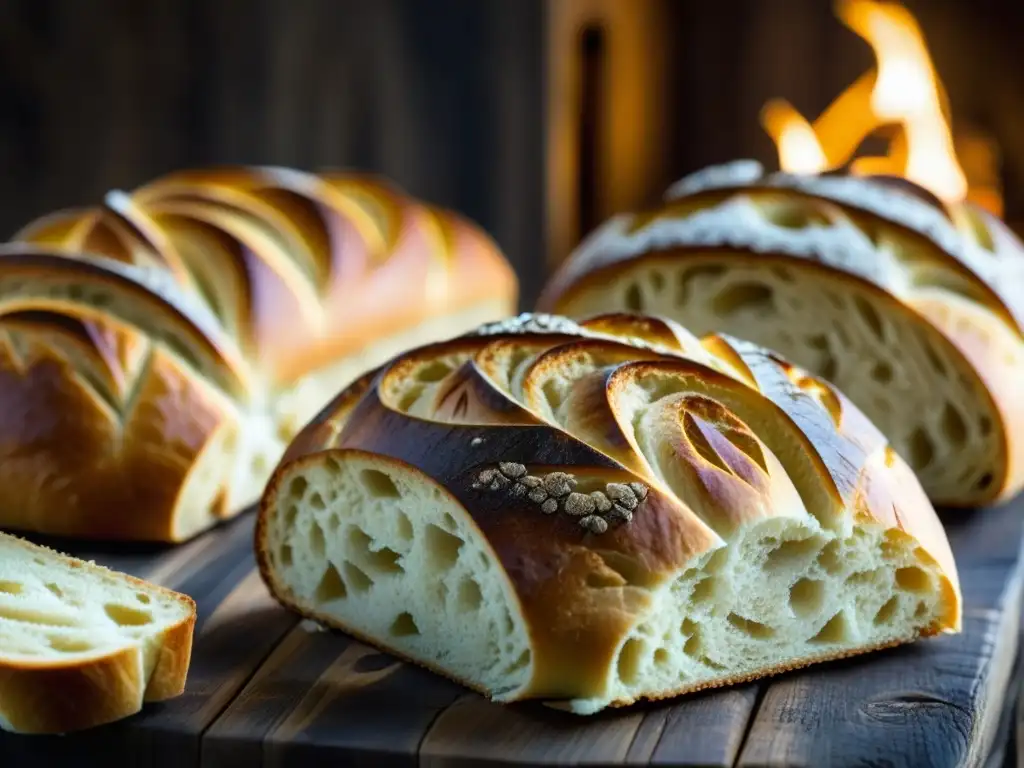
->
[256, 311, 960, 713]
[0, 167, 516, 541]
[539, 161, 1024, 507]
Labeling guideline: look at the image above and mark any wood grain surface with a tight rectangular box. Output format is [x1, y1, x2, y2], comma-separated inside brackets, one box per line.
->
[2, 497, 1022, 768]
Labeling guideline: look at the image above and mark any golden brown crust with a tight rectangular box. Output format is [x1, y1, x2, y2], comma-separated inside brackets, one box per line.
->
[256, 311, 962, 708]
[1, 166, 517, 542]
[538, 162, 1024, 506]
[0, 534, 196, 734]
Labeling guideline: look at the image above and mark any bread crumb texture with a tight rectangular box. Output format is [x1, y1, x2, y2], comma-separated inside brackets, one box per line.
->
[541, 161, 1024, 506]
[0, 533, 195, 734]
[259, 311, 961, 714]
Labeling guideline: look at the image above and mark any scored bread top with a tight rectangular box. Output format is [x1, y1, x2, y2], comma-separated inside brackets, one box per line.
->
[258, 311, 961, 710]
[536, 161, 1024, 507]
[0, 166, 518, 541]
[12, 166, 517, 389]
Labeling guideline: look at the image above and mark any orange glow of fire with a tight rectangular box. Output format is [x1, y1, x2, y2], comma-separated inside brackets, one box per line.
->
[761, 0, 1002, 216]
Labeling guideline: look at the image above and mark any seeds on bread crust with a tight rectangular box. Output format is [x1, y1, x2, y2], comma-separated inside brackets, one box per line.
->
[473, 466, 648, 533]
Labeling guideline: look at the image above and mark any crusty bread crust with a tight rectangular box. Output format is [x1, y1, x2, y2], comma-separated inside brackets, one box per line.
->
[0, 166, 517, 542]
[538, 162, 1024, 506]
[255, 311, 962, 713]
[0, 533, 196, 734]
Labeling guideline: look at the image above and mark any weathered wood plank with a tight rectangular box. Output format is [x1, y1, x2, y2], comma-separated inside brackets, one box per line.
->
[417, 682, 760, 768]
[4, 500, 1021, 767]
[736, 502, 1024, 768]
[204, 616, 474, 768]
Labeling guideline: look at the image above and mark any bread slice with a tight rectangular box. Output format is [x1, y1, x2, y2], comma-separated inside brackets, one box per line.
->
[0, 532, 196, 734]
[256, 312, 961, 714]
[538, 161, 1024, 507]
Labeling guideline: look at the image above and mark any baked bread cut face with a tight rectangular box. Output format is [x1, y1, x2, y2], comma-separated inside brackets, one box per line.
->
[256, 312, 961, 714]
[0, 165, 516, 542]
[0, 532, 195, 734]
[538, 161, 1024, 507]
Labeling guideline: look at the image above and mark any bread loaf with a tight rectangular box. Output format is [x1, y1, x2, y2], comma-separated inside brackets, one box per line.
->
[0, 166, 517, 542]
[0, 532, 195, 734]
[255, 311, 960, 714]
[538, 161, 1024, 507]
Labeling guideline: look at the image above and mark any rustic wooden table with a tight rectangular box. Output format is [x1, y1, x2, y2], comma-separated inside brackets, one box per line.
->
[3, 497, 1023, 768]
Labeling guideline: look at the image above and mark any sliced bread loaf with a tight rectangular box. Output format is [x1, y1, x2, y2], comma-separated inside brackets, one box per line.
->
[256, 312, 961, 714]
[0, 533, 195, 734]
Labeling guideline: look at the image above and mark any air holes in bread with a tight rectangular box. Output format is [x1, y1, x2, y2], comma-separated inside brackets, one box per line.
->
[389, 612, 420, 637]
[104, 604, 153, 627]
[315, 563, 348, 602]
[810, 611, 852, 644]
[616, 638, 644, 684]
[288, 476, 308, 499]
[348, 527, 404, 575]
[0, 604, 76, 626]
[820, 354, 838, 382]
[853, 295, 885, 341]
[727, 613, 775, 639]
[816, 540, 843, 574]
[691, 576, 718, 604]
[711, 283, 774, 317]
[424, 524, 464, 572]
[309, 491, 326, 511]
[0, 581, 23, 595]
[676, 264, 726, 304]
[907, 428, 935, 471]
[505, 649, 532, 675]
[789, 578, 825, 617]
[395, 511, 414, 542]
[343, 562, 373, 592]
[48, 636, 93, 653]
[624, 283, 644, 312]
[874, 597, 899, 625]
[309, 521, 326, 559]
[45, 584, 65, 601]
[457, 578, 483, 612]
[683, 630, 702, 657]
[975, 472, 995, 492]
[807, 333, 829, 350]
[871, 361, 894, 384]
[765, 536, 823, 572]
[941, 403, 967, 445]
[649, 270, 666, 294]
[279, 544, 293, 567]
[895, 566, 931, 593]
[361, 469, 401, 499]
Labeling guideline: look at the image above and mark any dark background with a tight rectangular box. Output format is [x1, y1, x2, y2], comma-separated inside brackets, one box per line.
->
[1, 0, 1022, 307]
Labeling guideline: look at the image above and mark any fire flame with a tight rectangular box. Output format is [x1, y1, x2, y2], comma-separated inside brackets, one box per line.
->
[761, 0, 1001, 215]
